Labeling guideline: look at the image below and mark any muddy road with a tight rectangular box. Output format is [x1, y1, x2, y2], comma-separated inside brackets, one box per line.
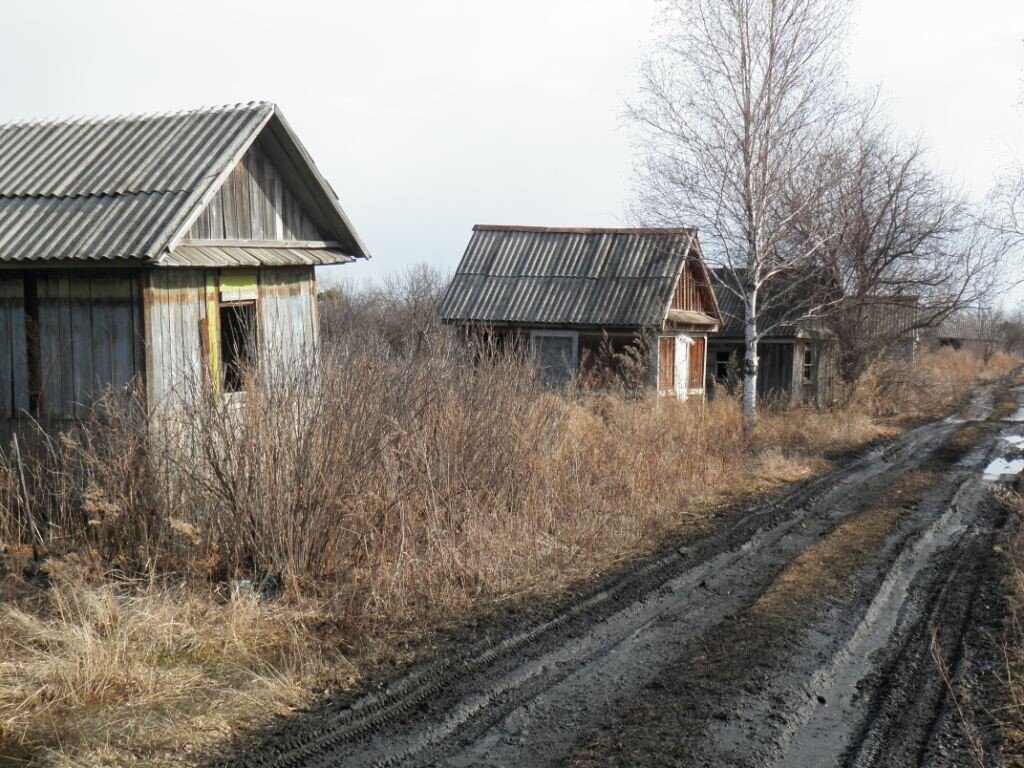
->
[222, 380, 1024, 768]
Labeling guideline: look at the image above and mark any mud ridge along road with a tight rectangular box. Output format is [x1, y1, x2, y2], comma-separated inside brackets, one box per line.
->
[218, 378, 1024, 768]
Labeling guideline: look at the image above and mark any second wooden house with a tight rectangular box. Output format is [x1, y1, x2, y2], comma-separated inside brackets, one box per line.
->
[439, 225, 722, 399]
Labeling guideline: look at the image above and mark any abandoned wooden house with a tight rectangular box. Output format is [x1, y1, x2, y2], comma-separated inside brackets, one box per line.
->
[927, 314, 994, 355]
[439, 226, 722, 399]
[706, 269, 836, 407]
[0, 102, 369, 437]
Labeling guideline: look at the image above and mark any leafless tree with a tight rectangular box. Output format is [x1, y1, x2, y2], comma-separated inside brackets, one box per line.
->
[799, 105, 1002, 380]
[630, 0, 850, 426]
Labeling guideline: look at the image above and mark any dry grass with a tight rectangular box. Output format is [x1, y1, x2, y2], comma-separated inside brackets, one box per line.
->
[0, 309, 1016, 766]
[0, 563, 346, 766]
[992, 489, 1024, 765]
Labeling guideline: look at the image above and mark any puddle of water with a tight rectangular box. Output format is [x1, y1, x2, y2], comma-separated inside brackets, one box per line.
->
[983, 457, 1024, 482]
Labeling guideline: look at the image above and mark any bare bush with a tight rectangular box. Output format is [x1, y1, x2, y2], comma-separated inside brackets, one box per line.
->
[0, 271, 1016, 766]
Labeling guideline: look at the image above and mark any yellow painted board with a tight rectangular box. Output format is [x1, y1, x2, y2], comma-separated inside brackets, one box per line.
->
[205, 274, 220, 394]
[220, 270, 258, 301]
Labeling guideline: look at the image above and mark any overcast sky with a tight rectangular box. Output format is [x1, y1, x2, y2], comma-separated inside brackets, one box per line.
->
[1, 1, 1022, 288]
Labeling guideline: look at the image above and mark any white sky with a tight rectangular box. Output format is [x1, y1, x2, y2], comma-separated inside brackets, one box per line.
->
[1, 1, 1022, 289]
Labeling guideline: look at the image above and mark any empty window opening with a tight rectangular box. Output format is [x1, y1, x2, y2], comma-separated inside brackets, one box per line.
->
[220, 301, 257, 392]
[531, 333, 577, 387]
[802, 348, 816, 384]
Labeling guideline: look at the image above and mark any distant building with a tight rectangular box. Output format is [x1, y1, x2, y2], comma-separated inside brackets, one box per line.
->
[439, 226, 722, 399]
[926, 314, 994, 355]
[706, 269, 836, 407]
[0, 102, 369, 437]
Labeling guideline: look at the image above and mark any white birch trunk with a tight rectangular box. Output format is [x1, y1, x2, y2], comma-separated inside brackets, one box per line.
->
[742, 288, 758, 428]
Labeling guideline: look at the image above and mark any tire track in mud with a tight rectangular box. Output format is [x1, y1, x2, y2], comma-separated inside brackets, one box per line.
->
[217, 382, 1017, 768]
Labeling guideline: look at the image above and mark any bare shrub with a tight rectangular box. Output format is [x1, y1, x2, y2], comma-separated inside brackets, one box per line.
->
[0, 270, 1016, 766]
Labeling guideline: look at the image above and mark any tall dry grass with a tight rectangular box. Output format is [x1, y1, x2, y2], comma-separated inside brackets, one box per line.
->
[0, 274, 1017, 765]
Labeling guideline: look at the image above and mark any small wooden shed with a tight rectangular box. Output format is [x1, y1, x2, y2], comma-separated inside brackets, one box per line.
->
[439, 226, 722, 399]
[0, 102, 369, 435]
[706, 269, 836, 407]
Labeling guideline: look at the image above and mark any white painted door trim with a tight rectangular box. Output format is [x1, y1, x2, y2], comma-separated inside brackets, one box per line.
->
[675, 334, 693, 400]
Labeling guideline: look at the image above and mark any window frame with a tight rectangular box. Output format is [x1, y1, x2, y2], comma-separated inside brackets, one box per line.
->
[219, 299, 259, 394]
[802, 347, 816, 385]
[528, 329, 579, 386]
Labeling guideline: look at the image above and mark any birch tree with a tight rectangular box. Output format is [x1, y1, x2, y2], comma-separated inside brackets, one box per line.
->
[631, 0, 849, 426]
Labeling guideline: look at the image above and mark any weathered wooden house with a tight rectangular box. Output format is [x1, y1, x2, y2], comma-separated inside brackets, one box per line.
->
[439, 226, 722, 399]
[0, 102, 368, 436]
[926, 314, 994, 355]
[706, 269, 836, 407]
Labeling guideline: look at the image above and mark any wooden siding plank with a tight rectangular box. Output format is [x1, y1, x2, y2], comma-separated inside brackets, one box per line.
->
[37, 278, 61, 419]
[10, 286, 28, 416]
[70, 278, 95, 417]
[0, 303, 10, 418]
[185, 140, 326, 244]
[658, 336, 675, 393]
[688, 337, 705, 390]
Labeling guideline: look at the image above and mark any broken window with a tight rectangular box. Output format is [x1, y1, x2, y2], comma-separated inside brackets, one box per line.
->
[220, 301, 257, 392]
[715, 350, 733, 382]
[530, 332, 577, 387]
[802, 348, 816, 384]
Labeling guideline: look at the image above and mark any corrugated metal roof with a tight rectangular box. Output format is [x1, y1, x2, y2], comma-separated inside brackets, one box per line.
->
[0, 103, 269, 197]
[440, 226, 698, 328]
[0, 102, 368, 264]
[711, 268, 833, 339]
[165, 244, 354, 267]
[850, 297, 921, 340]
[931, 314, 990, 341]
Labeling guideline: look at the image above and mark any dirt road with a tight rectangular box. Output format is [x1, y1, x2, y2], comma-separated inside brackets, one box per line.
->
[222, 380, 1024, 768]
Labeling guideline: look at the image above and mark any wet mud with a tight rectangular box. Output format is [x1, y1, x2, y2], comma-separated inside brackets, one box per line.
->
[217, 379, 1024, 768]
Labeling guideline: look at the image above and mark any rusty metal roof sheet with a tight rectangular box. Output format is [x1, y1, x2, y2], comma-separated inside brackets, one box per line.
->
[165, 244, 354, 267]
[0, 102, 368, 264]
[440, 225, 698, 328]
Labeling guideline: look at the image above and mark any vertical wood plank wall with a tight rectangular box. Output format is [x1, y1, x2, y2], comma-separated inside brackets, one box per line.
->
[30, 274, 143, 422]
[146, 267, 318, 407]
[0, 277, 29, 428]
[671, 260, 706, 313]
[259, 267, 317, 372]
[658, 337, 675, 393]
[146, 269, 208, 409]
[186, 139, 324, 242]
[688, 337, 706, 390]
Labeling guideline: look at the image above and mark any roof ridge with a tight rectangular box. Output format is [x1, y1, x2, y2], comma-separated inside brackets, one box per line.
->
[0, 101, 274, 132]
[473, 224, 696, 235]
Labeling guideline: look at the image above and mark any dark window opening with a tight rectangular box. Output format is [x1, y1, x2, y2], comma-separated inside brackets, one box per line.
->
[715, 350, 732, 381]
[220, 301, 257, 392]
[802, 348, 816, 384]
